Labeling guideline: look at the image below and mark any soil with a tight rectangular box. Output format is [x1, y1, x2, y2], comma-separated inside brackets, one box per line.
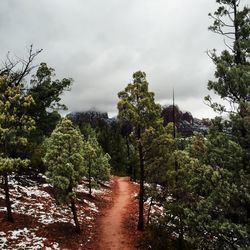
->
[0, 176, 140, 249]
[89, 176, 140, 250]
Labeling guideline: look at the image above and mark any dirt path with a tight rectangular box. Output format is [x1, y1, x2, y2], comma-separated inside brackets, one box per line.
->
[97, 176, 137, 250]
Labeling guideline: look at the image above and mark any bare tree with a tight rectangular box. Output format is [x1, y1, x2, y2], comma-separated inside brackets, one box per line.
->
[0, 45, 42, 86]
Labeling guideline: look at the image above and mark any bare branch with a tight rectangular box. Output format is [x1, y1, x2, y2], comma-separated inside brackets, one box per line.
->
[15, 45, 42, 86]
[212, 29, 235, 39]
[223, 39, 234, 51]
[227, 12, 234, 22]
[0, 45, 42, 86]
[211, 14, 234, 28]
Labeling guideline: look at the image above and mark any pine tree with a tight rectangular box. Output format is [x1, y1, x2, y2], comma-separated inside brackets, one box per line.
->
[43, 118, 85, 233]
[0, 75, 35, 222]
[205, 0, 250, 112]
[25, 63, 72, 173]
[173, 1, 250, 247]
[118, 71, 162, 230]
[185, 130, 249, 248]
[28, 62, 72, 141]
[82, 126, 111, 196]
[203, 0, 250, 246]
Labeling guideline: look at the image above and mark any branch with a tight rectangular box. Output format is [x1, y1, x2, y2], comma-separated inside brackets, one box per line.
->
[0, 45, 43, 86]
[210, 14, 234, 28]
[227, 12, 234, 22]
[212, 29, 235, 40]
[223, 39, 234, 52]
[15, 45, 43, 86]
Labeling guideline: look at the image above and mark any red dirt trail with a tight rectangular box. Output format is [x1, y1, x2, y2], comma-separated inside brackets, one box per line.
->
[97, 176, 137, 250]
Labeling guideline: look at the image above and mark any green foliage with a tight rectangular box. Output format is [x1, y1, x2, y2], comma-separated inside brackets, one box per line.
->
[118, 71, 162, 131]
[206, 0, 250, 112]
[179, 1, 250, 247]
[118, 70, 163, 230]
[142, 1, 250, 242]
[28, 62, 72, 141]
[43, 118, 85, 204]
[25, 63, 72, 174]
[144, 131, 249, 248]
[106, 121, 128, 175]
[0, 157, 30, 173]
[82, 125, 110, 194]
[69, 114, 128, 175]
[0, 74, 35, 221]
[143, 123, 175, 185]
[0, 75, 35, 173]
[117, 71, 163, 173]
[181, 132, 248, 248]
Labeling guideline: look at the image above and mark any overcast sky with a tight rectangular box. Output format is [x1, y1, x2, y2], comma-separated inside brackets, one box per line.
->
[0, 0, 244, 118]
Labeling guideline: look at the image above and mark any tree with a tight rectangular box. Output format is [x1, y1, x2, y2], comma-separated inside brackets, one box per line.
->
[117, 71, 162, 230]
[26, 63, 72, 173]
[0, 45, 42, 87]
[43, 118, 85, 233]
[205, 0, 250, 112]
[120, 120, 136, 179]
[28, 62, 72, 140]
[0, 75, 35, 222]
[190, 132, 249, 248]
[67, 111, 129, 175]
[207, 0, 250, 240]
[82, 125, 111, 196]
[180, 1, 250, 247]
[0, 47, 71, 175]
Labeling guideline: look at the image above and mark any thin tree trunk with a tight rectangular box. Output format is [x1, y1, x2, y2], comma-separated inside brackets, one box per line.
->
[133, 166, 136, 182]
[88, 161, 92, 196]
[4, 173, 13, 222]
[137, 126, 145, 231]
[233, 0, 241, 65]
[146, 197, 153, 226]
[126, 136, 132, 180]
[177, 216, 184, 250]
[71, 199, 81, 233]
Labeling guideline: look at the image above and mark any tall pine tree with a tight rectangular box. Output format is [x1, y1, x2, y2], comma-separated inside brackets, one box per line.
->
[82, 125, 110, 196]
[118, 71, 162, 230]
[43, 118, 85, 233]
[0, 75, 35, 222]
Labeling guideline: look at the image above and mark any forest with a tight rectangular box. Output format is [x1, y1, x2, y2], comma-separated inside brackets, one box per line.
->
[0, 0, 249, 249]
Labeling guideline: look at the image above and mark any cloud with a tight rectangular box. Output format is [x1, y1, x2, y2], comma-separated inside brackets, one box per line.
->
[1, 0, 243, 118]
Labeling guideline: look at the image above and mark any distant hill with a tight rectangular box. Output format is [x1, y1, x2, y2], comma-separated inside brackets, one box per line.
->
[67, 110, 116, 128]
[161, 105, 210, 136]
[67, 107, 210, 137]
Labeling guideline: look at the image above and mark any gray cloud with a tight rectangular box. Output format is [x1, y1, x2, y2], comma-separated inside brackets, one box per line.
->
[1, 0, 243, 118]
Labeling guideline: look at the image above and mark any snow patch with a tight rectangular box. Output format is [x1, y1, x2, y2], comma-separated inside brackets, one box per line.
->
[0, 227, 60, 250]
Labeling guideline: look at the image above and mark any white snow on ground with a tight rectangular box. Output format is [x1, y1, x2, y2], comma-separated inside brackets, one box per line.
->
[77, 183, 90, 193]
[0, 176, 109, 225]
[77, 182, 111, 196]
[0, 232, 7, 249]
[12, 185, 51, 199]
[0, 227, 59, 250]
[0, 175, 111, 249]
[11, 198, 74, 224]
[132, 192, 138, 198]
[83, 199, 99, 212]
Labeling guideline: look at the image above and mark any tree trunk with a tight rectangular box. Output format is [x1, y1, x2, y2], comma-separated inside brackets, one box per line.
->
[233, 0, 242, 65]
[126, 136, 136, 181]
[146, 197, 153, 226]
[177, 216, 184, 250]
[88, 161, 92, 196]
[4, 173, 13, 222]
[137, 127, 144, 231]
[71, 199, 81, 233]
[133, 165, 136, 182]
